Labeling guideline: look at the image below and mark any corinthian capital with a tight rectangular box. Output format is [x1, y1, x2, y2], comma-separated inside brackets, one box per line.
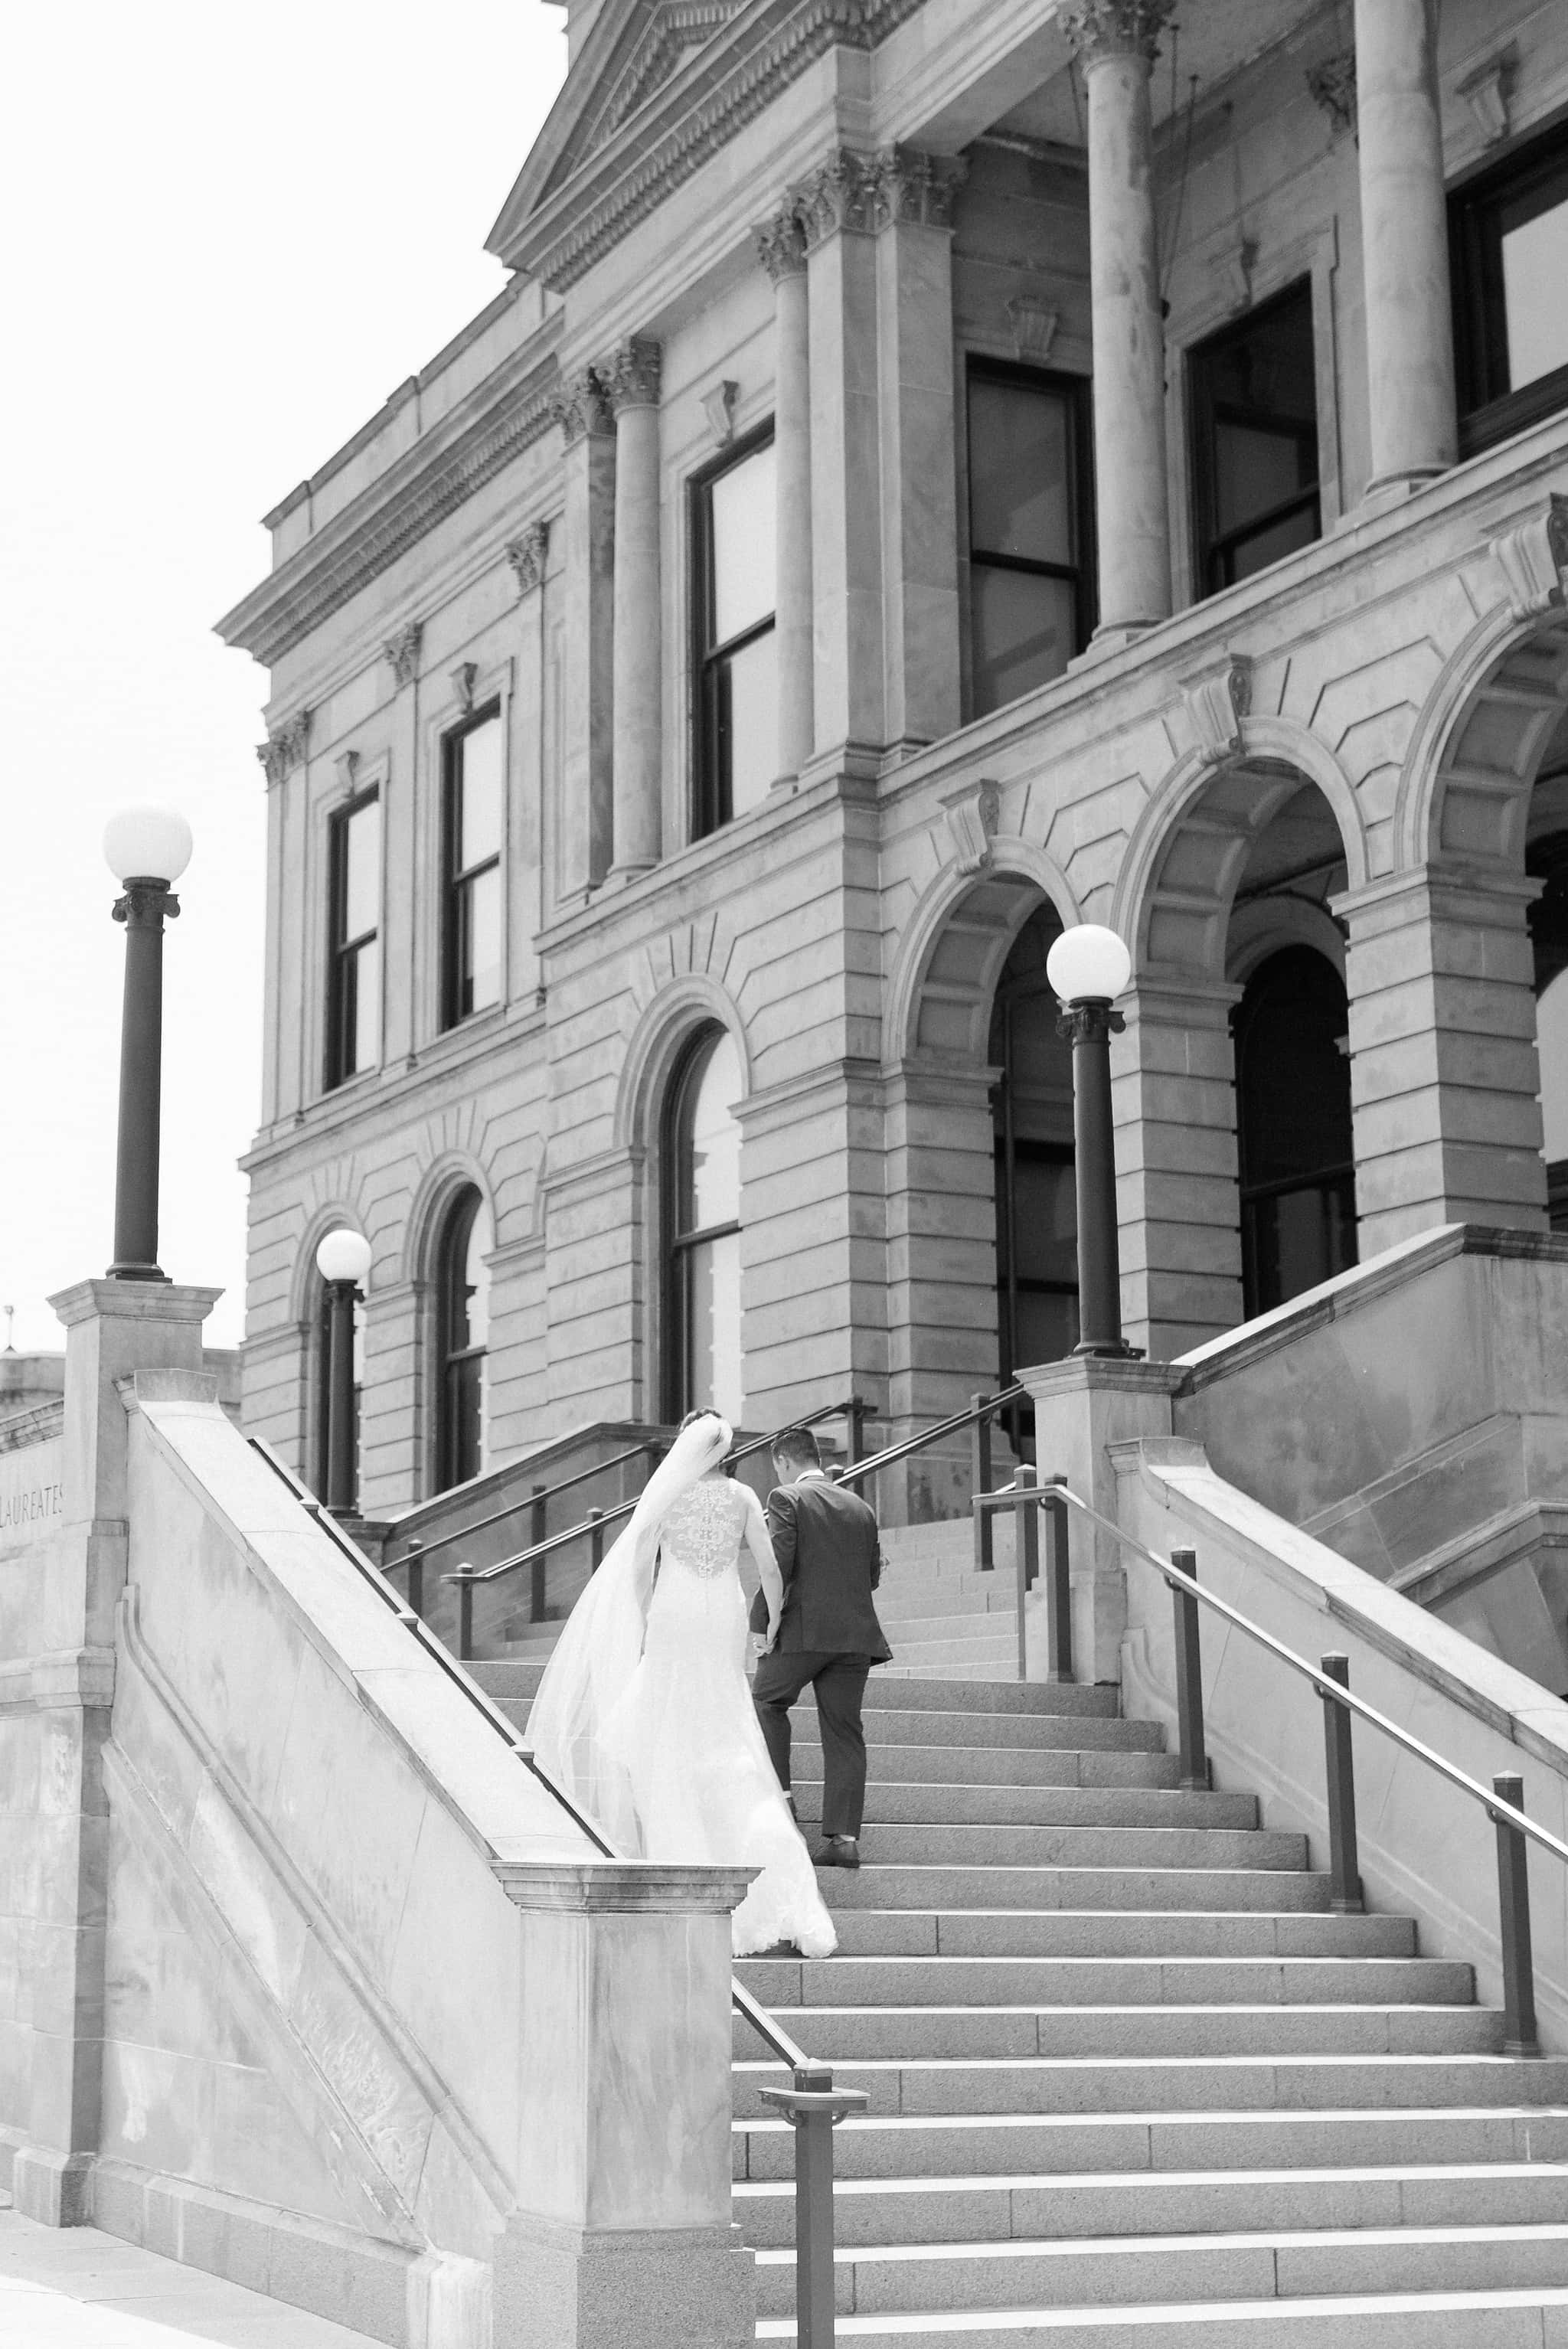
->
[505, 519, 550, 596]
[383, 621, 423, 689]
[873, 146, 967, 231]
[605, 336, 663, 413]
[550, 367, 615, 446]
[1061, 0, 1175, 65]
[256, 707, 311, 787]
[753, 204, 808, 282]
[795, 149, 880, 249]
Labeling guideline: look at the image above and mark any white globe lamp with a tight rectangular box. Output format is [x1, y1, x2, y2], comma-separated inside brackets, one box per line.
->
[1046, 923, 1131, 1005]
[103, 805, 193, 887]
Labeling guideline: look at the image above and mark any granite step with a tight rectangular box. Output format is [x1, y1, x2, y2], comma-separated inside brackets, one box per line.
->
[735, 2158, 1568, 2249]
[818, 1912, 1421, 1960]
[788, 1710, 1168, 1753]
[792, 1743, 1184, 1789]
[732, 2104, 1568, 2182]
[811, 1824, 1309, 1872]
[732, 2004, 1504, 2064]
[752, 2285, 1568, 2346]
[796, 1782, 1256, 1827]
[731, 1955, 1475, 2011]
[815, 1867, 1336, 1914]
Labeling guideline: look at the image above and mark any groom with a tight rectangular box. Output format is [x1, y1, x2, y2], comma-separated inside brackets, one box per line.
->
[750, 1426, 891, 1870]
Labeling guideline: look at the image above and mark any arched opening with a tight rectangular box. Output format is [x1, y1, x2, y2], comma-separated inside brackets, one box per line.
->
[434, 1187, 492, 1492]
[662, 1026, 744, 1424]
[1234, 948, 1356, 1313]
[988, 902, 1078, 1380]
[1527, 717, 1568, 1228]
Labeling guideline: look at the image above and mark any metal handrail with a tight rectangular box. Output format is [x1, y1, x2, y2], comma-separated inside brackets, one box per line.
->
[833, 1383, 1030, 1491]
[384, 1435, 669, 1567]
[246, 1434, 855, 2346]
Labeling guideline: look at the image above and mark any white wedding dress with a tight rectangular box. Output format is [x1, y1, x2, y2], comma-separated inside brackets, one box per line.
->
[524, 1416, 838, 1959]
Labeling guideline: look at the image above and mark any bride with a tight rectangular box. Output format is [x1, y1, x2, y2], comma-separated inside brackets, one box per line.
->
[524, 1410, 838, 1958]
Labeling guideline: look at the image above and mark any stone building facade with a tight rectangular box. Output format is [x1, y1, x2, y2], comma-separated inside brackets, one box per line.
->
[220, 0, 1568, 1521]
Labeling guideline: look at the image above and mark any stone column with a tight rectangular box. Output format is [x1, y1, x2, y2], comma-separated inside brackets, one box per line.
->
[606, 339, 662, 878]
[8, 1279, 219, 2226]
[1112, 977, 1245, 1359]
[874, 147, 965, 753]
[755, 208, 815, 779]
[1065, 0, 1174, 640]
[380, 623, 422, 1069]
[799, 151, 885, 774]
[1354, 0, 1458, 492]
[1335, 867, 1547, 1255]
[554, 370, 617, 899]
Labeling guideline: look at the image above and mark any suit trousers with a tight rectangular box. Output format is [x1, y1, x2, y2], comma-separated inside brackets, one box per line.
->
[752, 1650, 872, 1839]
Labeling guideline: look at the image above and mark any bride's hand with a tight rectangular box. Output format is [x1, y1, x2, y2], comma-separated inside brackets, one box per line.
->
[762, 1616, 782, 1655]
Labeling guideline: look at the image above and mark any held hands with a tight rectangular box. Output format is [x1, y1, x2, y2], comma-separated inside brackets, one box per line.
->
[752, 1616, 782, 1658]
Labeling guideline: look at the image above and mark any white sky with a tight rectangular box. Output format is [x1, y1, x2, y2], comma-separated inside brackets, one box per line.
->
[1, 2, 569, 1356]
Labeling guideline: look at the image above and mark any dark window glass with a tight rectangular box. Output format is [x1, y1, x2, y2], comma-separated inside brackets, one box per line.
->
[967, 364, 1094, 715]
[1453, 122, 1568, 454]
[436, 1188, 491, 1491]
[693, 433, 776, 838]
[442, 709, 502, 1028]
[1527, 826, 1568, 1230]
[325, 792, 381, 1089]
[1233, 947, 1357, 1317]
[989, 904, 1079, 1452]
[663, 1028, 744, 1423]
[1190, 279, 1320, 596]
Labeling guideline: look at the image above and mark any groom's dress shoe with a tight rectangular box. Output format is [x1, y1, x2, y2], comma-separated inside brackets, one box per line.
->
[815, 1835, 860, 1870]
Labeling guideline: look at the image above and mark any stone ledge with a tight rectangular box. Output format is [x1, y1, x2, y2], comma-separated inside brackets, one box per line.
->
[491, 1861, 757, 1913]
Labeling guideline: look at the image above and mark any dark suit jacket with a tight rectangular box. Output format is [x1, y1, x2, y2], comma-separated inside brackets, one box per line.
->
[748, 1473, 892, 1661]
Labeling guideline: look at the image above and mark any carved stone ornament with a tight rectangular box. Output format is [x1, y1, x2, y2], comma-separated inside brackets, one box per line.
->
[505, 518, 550, 596]
[700, 380, 740, 447]
[1306, 49, 1357, 139]
[753, 204, 808, 282]
[795, 149, 880, 248]
[1181, 655, 1253, 767]
[384, 622, 423, 690]
[1006, 293, 1060, 365]
[939, 779, 1002, 876]
[874, 145, 967, 231]
[550, 367, 616, 445]
[1489, 494, 1568, 622]
[256, 708, 311, 786]
[1060, 0, 1176, 66]
[605, 335, 663, 413]
[450, 662, 479, 717]
[335, 750, 360, 794]
[1456, 51, 1512, 148]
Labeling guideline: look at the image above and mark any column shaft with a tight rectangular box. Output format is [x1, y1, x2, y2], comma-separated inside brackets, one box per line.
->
[609, 339, 662, 874]
[554, 371, 616, 897]
[1354, 0, 1458, 489]
[773, 260, 815, 776]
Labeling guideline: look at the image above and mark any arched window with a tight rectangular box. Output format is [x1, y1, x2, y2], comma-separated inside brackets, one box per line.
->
[435, 1188, 492, 1491]
[1233, 947, 1357, 1316]
[664, 1028, 744, 1424]
[988, 903, 1079, 1384]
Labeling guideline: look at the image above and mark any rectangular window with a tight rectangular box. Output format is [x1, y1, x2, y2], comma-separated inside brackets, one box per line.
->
[325, 790, 381, 1090]
[1189, 279, 1321, 597]
[1453, 123, 1568, 456]
[966, 361, 1094, 718]
[692, 429, 776, 838]
[441, 707, 503, 1028]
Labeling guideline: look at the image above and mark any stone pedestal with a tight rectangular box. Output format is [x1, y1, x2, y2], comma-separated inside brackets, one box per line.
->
[1354, 0, 1458, 492]
[492, 1863, 758, 2349]
[608, 340, 662, 879]
[756, 211, 815, 780]
[555, 371, 617, 898]
[1068, 2, 1174, 636]
[1112, 977, 1244, 1360]
[7, 1279, 219, 2226]
[1021, 1354, 1185, 1684]
[1336, 867, 1547, 1255]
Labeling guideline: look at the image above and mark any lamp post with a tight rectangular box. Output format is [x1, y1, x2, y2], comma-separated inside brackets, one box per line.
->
[103, 806, 194, 1282]
[1045, 923, 1138, 1360]
[315, 1228, 372, 1516]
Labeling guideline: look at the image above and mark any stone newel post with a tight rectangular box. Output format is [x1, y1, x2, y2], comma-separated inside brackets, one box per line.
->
[1354, 0, 1459, 493]
[1065, 0, 1175, 641]
[608, 338, 663, 877]
[756, 208, 815, 781]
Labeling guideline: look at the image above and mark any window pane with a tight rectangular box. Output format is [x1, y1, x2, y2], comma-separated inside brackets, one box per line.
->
[1538, 967, 1568, 1162]
[351, 938, 379, 1073]
[1227, 499, 1321, 583]
[724, 629, 777, 817]
[1501, 195, 1568, 390]
[969, 379, 1073, 564]
[464, 866, 501, 1012]
[459, 716, 502, 871]
[1012, 1155, 1078, 1289]
[971, 565, 1076, 714]
[464, 1199, 492, 1353]
[688, 1227, 744, 1425]
[344, 798, 380, 941]
[681, 1030, 743, 1233]
[1014, 1287, 1079, 1368]
[1214, 420, 1311, 537]
[710, 443, 776, 645]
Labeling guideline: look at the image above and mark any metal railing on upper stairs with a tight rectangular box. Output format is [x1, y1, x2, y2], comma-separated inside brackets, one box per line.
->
[243, 1433, 864, 2348]
[972, 1466, 1566, 2060]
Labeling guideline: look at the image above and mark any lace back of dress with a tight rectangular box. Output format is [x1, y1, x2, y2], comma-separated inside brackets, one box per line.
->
[660, 1478, 748, 1576]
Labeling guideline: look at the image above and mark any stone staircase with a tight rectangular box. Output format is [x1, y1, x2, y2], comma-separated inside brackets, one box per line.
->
[873, 1520, 1026, 1680]
[470, 1658, 1568, 2345]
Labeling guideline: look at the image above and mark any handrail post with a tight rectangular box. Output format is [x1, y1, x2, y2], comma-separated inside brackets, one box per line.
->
[454, 1564, 476, 1663]
[1041, 1476, 1072, 1684]
[1493, 1772, 1540, 2057]
[529, 1484, 547, 1622]
[757, 2065, 867, 2349]
[1014, 1465, 1037, 1683]
[845, 1398, 869, 1467]
[404, 1546, 425, 1622]
[972, 1396, 994, 1570]
[1168, 1546, 1207, 1791]
[587, 1508, 605, 1574]
[1319, 1655, 1363, 1913]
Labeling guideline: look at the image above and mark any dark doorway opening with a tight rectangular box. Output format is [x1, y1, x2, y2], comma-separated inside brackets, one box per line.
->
[1233, 946, 1357, 1316]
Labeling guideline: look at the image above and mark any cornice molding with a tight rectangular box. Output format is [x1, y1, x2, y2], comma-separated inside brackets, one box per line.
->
[256, 708, 312, 787]
[1061, 0, 1176, 66]
[491, 0, 928, 292]
[217, 335, 561, 669]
